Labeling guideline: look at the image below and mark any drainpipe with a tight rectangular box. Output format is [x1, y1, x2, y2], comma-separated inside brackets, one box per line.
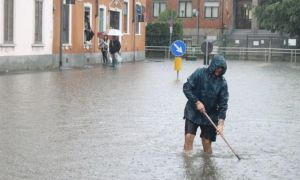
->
[132, 0, 136, 62]
[197, 0, 200, 45]
[59, 0, 63, 69]
[94, 0, 99, 54]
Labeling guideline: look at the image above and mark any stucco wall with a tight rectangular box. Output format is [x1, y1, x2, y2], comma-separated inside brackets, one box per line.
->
[0, 0, 53, 56]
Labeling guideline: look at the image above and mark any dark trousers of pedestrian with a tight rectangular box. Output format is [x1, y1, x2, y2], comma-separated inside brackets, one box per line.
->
[102, 51, 108, 64]
[111, 53, 117, 67]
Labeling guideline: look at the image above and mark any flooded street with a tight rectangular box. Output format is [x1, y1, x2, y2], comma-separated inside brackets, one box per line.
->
[0, 60, 299, 179]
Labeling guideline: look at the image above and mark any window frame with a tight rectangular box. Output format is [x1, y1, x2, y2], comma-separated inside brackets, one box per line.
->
[62, 3, 72, 46]
[204, 2, 220, 19]
[178, 1, 192, 18]
[3, 0, 15, 44]
[123, 0, 129, 34]
[204, 6, 219, 18]
[34, 0, 43, 45]
[83, 3, 93, 45]
[109, 10, 121, 30]
[135, 3, 142, 35]
[99, 5, 106, 33]
[153, 1, 166, 18]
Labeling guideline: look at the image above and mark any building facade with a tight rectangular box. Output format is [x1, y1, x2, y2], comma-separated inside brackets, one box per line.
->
[0, 0, 54, 72]
[53, 0, 146, 68]
[0, 0, 146, 72]
[146, 0, 263, 44]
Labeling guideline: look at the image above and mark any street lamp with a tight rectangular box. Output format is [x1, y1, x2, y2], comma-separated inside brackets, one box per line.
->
[168, 11, 174, 59]
[192, 0, 200, 45]
[192, 9, 199, 45]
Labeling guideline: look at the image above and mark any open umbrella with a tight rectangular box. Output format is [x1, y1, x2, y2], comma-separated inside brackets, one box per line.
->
[106, 29, 123, 36]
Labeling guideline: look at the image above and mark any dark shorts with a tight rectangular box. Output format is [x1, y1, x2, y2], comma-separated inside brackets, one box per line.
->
[185, 119, 217, 142]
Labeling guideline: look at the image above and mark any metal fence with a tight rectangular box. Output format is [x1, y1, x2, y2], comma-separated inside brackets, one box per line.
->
[146, 33, 299, 62]
[145, 46, 299, 63]
[219, 47, 298, 62]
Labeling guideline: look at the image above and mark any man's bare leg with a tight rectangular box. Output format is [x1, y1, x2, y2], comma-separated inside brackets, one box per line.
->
[184, 133, 196, 151]
[202, 138, 212, 154]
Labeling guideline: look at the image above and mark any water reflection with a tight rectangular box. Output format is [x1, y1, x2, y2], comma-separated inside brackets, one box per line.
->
[183, 152, 221, 180]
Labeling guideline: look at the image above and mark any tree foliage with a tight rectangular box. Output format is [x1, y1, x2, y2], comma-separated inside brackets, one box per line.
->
[254, 0, 300, 37]
[146, 10, 183, 46]
[154, 10, 182, 24]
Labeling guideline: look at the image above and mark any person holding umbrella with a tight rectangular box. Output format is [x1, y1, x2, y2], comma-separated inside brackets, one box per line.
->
[109, 36, 121, 67]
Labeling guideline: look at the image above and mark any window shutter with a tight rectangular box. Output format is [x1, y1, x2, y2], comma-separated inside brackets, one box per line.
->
[4, 0, 8, 42]
[62, 4, 70, 44]
[9, 0, 14, 42]
[38, 1, 43, 42]
[35, 1, 39, 42]
[4, 0, 14, 43]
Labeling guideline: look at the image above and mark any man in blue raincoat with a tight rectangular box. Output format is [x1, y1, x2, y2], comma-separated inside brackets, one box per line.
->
[183, 54, 229, 154]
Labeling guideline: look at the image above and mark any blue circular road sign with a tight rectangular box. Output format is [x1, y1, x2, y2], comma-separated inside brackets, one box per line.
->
[171, 40, 186, 57]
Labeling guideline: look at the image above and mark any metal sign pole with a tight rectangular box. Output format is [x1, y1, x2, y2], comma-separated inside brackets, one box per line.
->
[168, 26, 172, 59]
[168, 12, 173, 60]
[206, 40, 208, 65]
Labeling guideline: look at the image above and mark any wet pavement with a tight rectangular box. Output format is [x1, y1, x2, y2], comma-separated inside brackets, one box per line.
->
[0, 60, 300, 180]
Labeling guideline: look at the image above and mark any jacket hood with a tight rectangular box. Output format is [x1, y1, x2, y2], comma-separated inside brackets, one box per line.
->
[207, 54, 227, 76]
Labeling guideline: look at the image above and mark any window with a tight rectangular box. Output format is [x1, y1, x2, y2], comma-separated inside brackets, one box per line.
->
[135, 4, 141, 34]
[153, 2, 166, 17]
[110, 11, 120, 30]
[135, 19, 140, 35]
[62, 4, 71, 44]
[179, 1, 192, 18]
[123, 1, 128, 33]
[84, 5, 92, 43]
[205, 6, 218, 18]
[34, 0, 43, 44]
[204, 2, 219, 18]
[4, 0, 14, 43]
[99, 7, 105, 32]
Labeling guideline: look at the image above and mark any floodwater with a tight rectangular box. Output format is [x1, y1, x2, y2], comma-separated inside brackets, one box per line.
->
[0, 60, 299, 180]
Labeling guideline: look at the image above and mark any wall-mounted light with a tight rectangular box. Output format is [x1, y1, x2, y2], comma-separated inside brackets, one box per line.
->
[192, 9, 198, 17]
